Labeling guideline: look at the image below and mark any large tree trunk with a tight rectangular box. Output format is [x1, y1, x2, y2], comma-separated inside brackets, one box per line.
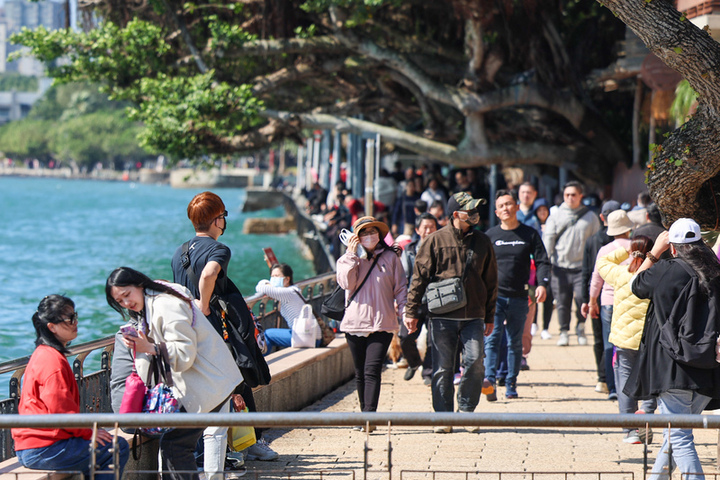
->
[600, 0, 720, 229]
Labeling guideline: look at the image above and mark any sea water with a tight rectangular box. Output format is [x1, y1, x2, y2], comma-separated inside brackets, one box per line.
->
[0, 176, 315, 366]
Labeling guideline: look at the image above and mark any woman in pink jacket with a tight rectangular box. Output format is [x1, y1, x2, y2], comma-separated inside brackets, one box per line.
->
[337, 216, 407, 430]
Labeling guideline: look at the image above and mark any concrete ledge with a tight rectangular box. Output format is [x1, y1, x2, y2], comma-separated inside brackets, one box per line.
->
[253, 335, 354, 412]
[0, 458, 81, 480]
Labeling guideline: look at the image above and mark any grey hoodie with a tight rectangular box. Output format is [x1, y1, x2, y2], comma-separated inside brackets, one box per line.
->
[543, 203, 600, 269]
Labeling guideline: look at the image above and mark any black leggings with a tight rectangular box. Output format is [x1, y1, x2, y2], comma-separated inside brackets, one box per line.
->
[346, 331, 393, 412]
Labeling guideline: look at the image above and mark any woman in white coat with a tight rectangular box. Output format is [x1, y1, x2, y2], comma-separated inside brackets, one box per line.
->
[106, 266, 243, 480]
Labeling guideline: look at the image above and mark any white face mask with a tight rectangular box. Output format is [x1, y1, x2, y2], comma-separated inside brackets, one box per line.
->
[270, 276, 285, 288]
[360, 233, 379, 250]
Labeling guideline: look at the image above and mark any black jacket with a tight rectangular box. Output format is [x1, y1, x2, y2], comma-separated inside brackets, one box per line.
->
[627, 258, 720, 401]
[581, 226, 612, 304]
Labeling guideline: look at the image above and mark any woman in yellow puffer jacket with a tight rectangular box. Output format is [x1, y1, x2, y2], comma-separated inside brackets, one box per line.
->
[597, 235, 657, 445]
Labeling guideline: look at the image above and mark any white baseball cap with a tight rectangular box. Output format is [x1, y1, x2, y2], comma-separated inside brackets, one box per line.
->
[668, 218, 702, 244]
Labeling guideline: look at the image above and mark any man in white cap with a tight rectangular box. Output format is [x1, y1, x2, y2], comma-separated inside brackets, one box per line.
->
[405, 192, 498, 433]
[586, 209, 634, 401]
[629, 218, 720, 480]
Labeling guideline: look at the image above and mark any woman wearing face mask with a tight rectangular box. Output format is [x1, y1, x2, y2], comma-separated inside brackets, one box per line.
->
[255, 263, 317, 354]
[337, 216, 407, 430]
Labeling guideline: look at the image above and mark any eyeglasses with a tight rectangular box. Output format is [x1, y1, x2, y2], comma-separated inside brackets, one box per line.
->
[61, 312, 78, 326]
[216, 210, 228, 221]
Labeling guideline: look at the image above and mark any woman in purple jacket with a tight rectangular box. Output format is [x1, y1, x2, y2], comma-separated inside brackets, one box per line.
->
[337, 216, 407, 431]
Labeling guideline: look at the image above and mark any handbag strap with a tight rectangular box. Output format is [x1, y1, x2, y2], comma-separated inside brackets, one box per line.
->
[157, 343, 174, 388]
[181, 241, 201, 290]
[145, 342, 174, 388]
[346, 253, 381, 307]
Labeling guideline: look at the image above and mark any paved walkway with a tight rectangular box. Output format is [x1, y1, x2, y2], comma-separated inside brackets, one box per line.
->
[251, 322, 720, 479]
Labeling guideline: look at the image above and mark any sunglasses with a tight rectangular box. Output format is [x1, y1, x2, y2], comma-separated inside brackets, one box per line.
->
[216, 210, 228, 220]
[61, 312, 79, 325]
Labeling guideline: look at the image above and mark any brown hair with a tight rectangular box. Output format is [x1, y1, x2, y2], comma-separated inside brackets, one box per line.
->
[628, 235, 654, 273]
[188, 191, 225, 232]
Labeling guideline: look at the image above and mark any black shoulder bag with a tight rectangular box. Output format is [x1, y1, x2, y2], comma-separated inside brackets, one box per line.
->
[321, 253, 381, 320]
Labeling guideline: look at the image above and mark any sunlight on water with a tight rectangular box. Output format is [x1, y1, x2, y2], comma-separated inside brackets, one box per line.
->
[0, 177, 315, 393]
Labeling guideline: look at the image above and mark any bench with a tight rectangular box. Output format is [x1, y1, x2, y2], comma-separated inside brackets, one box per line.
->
[0, 335, 352, 480]
[0, 430, 156, 480]
[0, 460, 81, 480]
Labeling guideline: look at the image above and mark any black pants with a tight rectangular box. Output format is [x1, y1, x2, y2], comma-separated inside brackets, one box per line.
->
[346, 331, 394, 411]
[542, 285, 554, 331]
[551, 266, 584, 333]
[399, 316, 433, 379]
[162, 411, 204, 480]
[591, 311, 606, 383]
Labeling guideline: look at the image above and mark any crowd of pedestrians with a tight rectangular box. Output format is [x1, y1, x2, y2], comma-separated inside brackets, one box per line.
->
[305, 162, 720, 479]
[15, 159, 720, 480]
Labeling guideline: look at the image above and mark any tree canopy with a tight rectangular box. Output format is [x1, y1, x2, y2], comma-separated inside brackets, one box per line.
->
[0, 82, 147, 168]
[11, 0, 633, 185]
[598, 0, 720, 228]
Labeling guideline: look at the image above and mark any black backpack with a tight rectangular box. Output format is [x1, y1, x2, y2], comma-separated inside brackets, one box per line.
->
[658, 260, 720, 369]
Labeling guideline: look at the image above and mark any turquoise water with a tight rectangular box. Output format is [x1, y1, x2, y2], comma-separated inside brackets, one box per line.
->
[0, 176, 315, 364]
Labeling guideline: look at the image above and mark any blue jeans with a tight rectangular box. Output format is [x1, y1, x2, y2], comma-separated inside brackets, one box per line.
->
[265, 328, 292, 354]
[615, 348, 656, 432]
[600, 306, 616, 394]
[484, 296, 528, 387]
[650, 389, 711, 480]
[264, 328, 320, 355]
[430, 318, 485, 412]
[16, 435, 129, 480]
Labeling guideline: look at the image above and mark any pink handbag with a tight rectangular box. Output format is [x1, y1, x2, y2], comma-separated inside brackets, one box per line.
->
[119, 347, 147, 414]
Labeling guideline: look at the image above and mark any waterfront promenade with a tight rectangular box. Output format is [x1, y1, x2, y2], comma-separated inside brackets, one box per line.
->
[252, 324, 720, 480]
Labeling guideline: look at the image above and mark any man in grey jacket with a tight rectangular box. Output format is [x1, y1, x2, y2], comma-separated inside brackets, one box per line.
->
[543, 181, 600, 346]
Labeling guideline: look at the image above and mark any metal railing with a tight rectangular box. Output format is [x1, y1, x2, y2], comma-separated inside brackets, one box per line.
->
[0, 411, 713, 480]
[0, 272, 337, 462]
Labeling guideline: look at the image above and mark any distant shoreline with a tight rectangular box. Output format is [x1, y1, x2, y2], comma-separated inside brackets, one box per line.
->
[0, 166, 142, 182]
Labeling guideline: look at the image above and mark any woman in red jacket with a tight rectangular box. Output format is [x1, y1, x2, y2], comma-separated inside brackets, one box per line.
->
[12, 295, 129, 479]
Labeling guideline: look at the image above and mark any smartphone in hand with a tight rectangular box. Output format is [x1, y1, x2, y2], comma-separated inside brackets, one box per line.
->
[263, 247, 279, 268]
[120, 324, 139, 338]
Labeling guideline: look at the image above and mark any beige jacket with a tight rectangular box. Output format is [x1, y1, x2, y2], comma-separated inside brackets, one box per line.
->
[596, 248, 649, 350]
[136, 285, 243, 413]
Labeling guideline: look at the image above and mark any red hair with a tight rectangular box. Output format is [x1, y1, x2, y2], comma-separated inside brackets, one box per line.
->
[187, 191, 225, 232]
[628, 235, 654, 273]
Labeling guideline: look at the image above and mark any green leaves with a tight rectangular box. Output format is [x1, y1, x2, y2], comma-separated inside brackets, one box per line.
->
[126, 72, 264, 158]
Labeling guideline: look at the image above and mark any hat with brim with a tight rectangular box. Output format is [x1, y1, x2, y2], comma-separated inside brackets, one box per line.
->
[447, 192, 487, 215]
[352, 216, 389, 238]
[606, 210, 634, 236]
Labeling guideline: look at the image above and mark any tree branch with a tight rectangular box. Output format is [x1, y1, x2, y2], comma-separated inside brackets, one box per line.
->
[162, 0, 209, 73]
[260, 109, 606, 182]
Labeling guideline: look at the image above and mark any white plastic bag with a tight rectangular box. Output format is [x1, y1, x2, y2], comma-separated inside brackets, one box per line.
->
[291, 304, 320, 348]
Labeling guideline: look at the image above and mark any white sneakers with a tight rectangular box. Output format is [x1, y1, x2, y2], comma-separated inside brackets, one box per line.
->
[557, 332, 569, 346]
[540, 330, 552, 340]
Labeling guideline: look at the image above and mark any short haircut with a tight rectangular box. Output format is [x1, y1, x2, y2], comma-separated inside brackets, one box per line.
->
[495, 189, 518, 202]
[270, 263, 294, 285]
[563, 180, 584, 195]
[414, 199, 428, 213]
[519, 181, 536, 191]
[415, 212, 439, 230]
[187, 191, 226, 232]
[638, 192, 651, 206]
[646, 203, 662, 225]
